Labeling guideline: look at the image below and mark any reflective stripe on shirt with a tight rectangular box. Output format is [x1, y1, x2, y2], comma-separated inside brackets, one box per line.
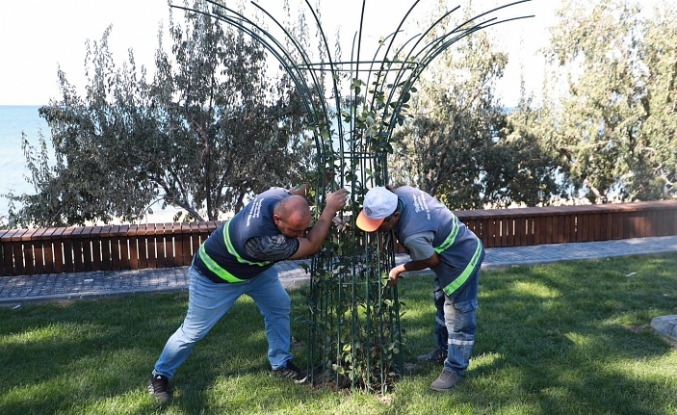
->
[196, 220, 272, 283]
[442, 241, 483, 297]
[433, 215, 460, 254]
[198, 244, 246, 283]
[222, 221, 271, 267]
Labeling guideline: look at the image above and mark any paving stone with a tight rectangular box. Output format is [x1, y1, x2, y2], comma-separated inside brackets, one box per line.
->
[1, 235, 677, 306]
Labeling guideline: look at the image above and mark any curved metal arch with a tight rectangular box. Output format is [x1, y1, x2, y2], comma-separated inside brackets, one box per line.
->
[170, 0, 535, 393]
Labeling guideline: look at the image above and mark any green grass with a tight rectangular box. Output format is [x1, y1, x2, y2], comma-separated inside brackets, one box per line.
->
[2, 253, 677, 415]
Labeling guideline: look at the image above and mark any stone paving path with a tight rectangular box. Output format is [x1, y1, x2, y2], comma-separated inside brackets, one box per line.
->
[2, 235, 677, 307]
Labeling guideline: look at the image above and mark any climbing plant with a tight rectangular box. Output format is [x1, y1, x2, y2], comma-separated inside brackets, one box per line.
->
[181, 0, 534, 393]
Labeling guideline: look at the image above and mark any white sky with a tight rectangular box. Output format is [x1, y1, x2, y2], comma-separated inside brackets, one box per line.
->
[0, 0, 560, 107]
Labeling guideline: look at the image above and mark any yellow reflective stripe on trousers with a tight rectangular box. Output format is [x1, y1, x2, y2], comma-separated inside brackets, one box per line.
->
[198, 244, 246, 283]
[222, 221, 271, 267]
[442, 241, 483, 297]
[434, 215, 460, 254]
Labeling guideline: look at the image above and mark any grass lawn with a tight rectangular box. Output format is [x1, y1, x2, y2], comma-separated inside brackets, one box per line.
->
[1, 253, 676, 415]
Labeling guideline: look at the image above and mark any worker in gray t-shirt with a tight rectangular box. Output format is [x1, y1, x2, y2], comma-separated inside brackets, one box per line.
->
[357, 186, 485, 392]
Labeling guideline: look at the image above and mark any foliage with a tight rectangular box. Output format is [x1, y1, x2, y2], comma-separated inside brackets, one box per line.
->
[389, 5, 561, 209]
[304, 223, 403, 393]
[537, 0, 677, 203]
[502, 89, 573, 206]
[7, 1, 312, 228]
[637, 0, 677, 200]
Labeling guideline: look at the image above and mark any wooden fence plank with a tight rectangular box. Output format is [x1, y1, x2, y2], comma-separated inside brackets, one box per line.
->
[128, 224, 140, 270]
[89, 226, 103, 271]
[190, 222, 201, 256]
[153, 223, 167, 268]
[534, 216, 546, 245]
[515, 215, 523, 244]
[1, 230, 20, 275]
[20, 228, 38, 275]
[70, 227, 86, 272]
[0, 230, 8, 275]
[80, 226, 94, 272]
[171, 223, 183, 267]
[110, 225, 122, 270]
[139, 224, 154, 269]
[163, 223, 177, 268]
[11, 229, 30, 275]
[51, 228, 67, 273]
[117, 225, 131, 269]
[180, 223, 193, 266]
[30, 228, 48, 274]
[99, 226, 113, 270]
[612, 213, 623, 240]
[147, 223, 158, 267]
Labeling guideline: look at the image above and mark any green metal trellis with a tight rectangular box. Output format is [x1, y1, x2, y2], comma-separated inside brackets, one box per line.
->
[173, 0, 533, 393]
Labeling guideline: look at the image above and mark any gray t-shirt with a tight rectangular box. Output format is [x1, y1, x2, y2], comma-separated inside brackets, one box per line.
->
[402, 231, 435, 261]
[245, 235, 300, 262]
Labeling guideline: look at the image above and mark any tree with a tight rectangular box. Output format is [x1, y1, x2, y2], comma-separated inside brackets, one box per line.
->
[636, 1, 677, 199]
[8, 1, 311, 228]
[501, 77, 573, 206]
[389, 4, 560, 209]
[541, 0, 677, 203]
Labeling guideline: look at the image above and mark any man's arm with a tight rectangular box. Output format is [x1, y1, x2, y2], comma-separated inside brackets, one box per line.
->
[387, 254, 439, 285]
[288, 188, 348, 259]
[387, 232, 439, 286]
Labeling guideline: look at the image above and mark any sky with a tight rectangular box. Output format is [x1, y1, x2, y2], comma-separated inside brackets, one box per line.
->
[0, 0, 561, 108]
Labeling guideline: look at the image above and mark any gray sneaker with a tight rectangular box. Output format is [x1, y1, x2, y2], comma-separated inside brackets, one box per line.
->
[417, 348, 447, 363]
[148, 374, 171, 403]
[271, 360, 308, 384]
[430, 369, 463, 392]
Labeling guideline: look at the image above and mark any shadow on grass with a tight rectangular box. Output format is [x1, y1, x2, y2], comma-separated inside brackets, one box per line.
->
[450, 254, 677, 414]
[1, 253, 676, 414]
[0, 292, 309, 413]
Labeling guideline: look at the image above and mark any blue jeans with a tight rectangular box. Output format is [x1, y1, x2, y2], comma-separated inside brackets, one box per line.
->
[153, 265, 293, 379]
[432, 250, 484, 376]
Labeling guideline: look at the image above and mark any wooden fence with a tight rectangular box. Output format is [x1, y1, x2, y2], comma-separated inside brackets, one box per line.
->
[0, 222, 219, 277]
[1, 200, 676, 276]
[456, 200, 677, 248]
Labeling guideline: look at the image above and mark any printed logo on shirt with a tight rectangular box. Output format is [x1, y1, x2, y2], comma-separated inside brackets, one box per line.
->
[246, 197, 264, 227]
[412, 192, 431, 220]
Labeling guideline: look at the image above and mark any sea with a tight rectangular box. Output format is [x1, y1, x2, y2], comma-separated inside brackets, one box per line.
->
[0, 105, 49, 217]
[0, 105, 179, 223]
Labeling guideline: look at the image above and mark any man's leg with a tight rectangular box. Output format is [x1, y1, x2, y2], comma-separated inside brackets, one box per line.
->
[442, 292, 477, 375]
[246, 267, 306, 382]
[417, 275, 449, 363]
[247, 266, 293, 368]
[153, 266, 245, 379]
[434, 275, 450, 351]
[431, 266, 480, 392]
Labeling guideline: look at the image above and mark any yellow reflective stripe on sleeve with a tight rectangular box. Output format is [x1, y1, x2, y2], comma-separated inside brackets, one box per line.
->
[222, 221, 271, 267]
[434, 215, 460, 254]
[442, 241, 483, 297]
[198, 244, 246, 283]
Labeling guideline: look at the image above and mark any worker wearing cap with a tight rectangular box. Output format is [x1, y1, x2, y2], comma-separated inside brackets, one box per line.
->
[356, 185, 484, 392]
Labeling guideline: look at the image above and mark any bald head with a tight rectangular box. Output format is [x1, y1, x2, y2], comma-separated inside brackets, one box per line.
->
[273, 195, 312, 238]
[275, 195, 310, 219]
